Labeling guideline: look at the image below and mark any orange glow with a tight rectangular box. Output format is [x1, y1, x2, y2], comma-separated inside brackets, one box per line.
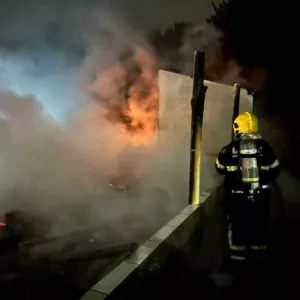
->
[91, 47, 159, 146]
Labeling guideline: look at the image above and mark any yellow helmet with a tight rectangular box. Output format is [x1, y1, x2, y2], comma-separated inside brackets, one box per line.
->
[233, 112, 259, 136]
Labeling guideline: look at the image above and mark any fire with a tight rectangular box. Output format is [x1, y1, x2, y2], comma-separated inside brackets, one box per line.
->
[91, 47, 159, 146]
[72, 46, 159, 186]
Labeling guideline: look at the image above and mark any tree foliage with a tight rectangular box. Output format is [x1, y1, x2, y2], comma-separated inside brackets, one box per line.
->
[207, 0, 300, 120]
[147, 22, 191, 73]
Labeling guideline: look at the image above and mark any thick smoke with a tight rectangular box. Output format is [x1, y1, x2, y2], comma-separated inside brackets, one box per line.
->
[181, 24, 226, 77]
[0, 3, 184, 256]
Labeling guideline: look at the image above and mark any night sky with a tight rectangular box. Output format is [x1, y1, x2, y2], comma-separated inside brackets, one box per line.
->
[0, 0, 214, 36]
[106, 0, 215, 30]
[0, 0, 215, 121]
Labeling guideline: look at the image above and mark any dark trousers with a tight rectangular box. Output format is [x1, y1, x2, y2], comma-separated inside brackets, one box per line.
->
[225, 188, 271, 246]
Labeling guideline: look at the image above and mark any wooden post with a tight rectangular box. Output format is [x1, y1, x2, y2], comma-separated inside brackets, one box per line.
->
[231, 83, 241, 140]
[189, 51, 207, 206]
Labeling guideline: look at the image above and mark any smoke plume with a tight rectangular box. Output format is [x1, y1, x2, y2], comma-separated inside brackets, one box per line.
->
[0, 4, 184, 256]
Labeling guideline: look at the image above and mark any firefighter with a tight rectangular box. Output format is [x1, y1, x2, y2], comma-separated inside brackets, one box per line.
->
[215, 112, 280, 260]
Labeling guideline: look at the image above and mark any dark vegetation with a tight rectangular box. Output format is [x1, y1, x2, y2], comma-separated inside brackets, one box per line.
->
[147, 21, 191, 73]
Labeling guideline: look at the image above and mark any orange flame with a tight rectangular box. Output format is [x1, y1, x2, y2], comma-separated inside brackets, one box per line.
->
[91, 48, 159, 146]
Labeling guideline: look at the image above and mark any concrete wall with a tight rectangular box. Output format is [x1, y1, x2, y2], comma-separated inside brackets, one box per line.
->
[80, 189, 214, 300]
[158, 70, 253, 204]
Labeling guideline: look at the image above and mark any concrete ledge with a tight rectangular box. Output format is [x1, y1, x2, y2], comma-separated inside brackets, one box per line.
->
[80, 189, 213, 299]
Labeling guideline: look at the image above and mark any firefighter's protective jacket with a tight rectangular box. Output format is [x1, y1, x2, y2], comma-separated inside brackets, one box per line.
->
[215, 133, 280, 189]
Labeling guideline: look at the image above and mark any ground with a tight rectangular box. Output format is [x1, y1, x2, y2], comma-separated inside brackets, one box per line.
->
[131, 185, 299, 300]
[0, 185, 299, 299]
